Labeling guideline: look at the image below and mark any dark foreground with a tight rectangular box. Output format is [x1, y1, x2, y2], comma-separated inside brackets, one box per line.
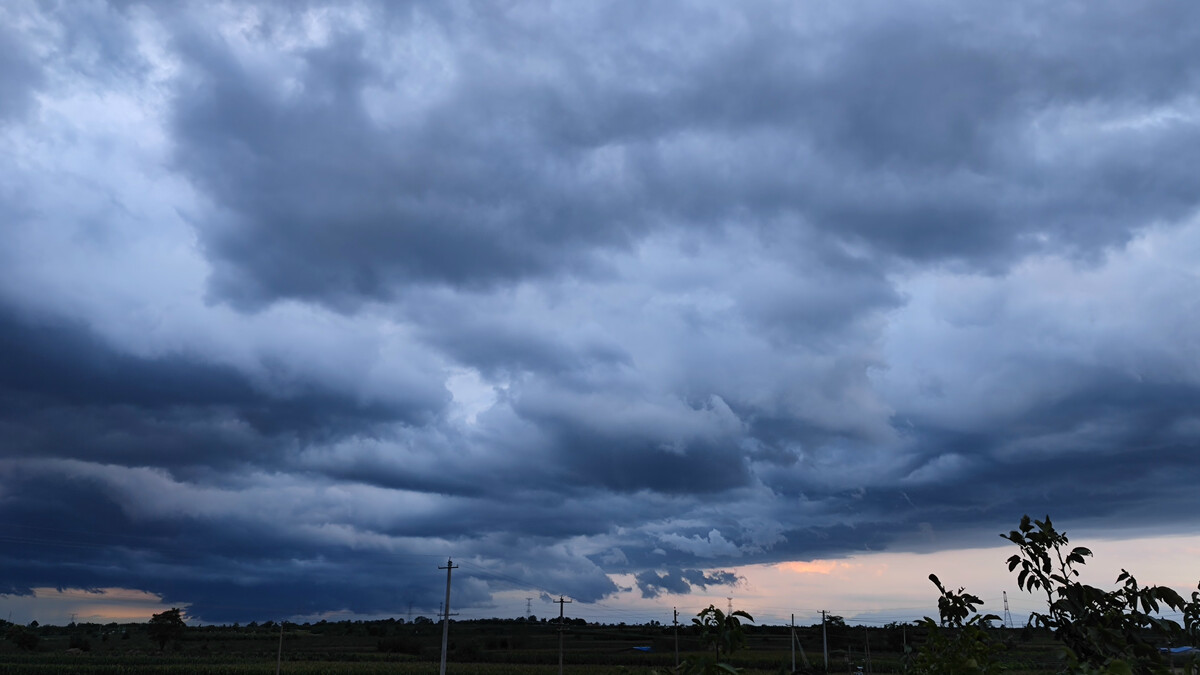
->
[0, 617, 1086, 674]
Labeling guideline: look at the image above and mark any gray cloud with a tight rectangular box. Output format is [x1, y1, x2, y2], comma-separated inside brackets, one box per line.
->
[165, 1, 1200, 311]
[2, 0, 1200, 623]
[0, 23, 43, 124]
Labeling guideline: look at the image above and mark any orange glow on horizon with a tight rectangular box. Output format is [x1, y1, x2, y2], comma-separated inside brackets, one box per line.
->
[1, 587, 184, 625]
[775, 559, 855, 575]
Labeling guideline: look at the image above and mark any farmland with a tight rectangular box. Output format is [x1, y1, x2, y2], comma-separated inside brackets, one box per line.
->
[0, 616, 1075, 674]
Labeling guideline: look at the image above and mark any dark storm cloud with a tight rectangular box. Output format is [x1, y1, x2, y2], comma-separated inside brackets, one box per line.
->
[0, 310, 253, 411]
[167, 10, 637, 308]
[0, 305, 442, 468]
[892, 377, 1200, 532]
[558, 436, 750, 495]
[165, 1, 1200, 310]
[5, 0, 1200, 624]
[0, 468, 480, 621]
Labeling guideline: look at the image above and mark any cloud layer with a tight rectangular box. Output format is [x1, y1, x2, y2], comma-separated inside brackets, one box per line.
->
[3, 0, 1200, 622]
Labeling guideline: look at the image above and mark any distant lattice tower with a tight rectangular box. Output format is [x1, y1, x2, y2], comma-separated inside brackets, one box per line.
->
[1003, 591, 1013, 629]
[727, 597, 733, 615]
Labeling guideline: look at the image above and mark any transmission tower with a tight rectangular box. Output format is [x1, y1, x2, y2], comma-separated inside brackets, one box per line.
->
[1003, 591, 1013, 629]
[526, 597, 533, 618]
[727, 597, 733, 615]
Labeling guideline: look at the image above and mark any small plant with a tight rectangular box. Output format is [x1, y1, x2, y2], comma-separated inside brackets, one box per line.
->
[908, 574, 1002, 675]
[654, 605, 754, 675]
[693, 604, 754, 662]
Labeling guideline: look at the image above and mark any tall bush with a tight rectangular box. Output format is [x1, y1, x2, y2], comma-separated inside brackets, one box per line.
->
[1002, 515, 1199, 675]
[913, 515, 1200, 675]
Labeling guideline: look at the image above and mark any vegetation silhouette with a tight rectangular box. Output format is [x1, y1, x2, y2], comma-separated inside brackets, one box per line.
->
[912, 515, 1200, 675]
[147, 608, 186, 651]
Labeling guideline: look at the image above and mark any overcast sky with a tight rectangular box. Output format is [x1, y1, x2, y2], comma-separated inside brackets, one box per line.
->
[3, 1, 1200, 625]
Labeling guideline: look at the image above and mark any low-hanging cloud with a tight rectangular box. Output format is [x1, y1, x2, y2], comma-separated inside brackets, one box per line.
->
[635, 568, 742, 599]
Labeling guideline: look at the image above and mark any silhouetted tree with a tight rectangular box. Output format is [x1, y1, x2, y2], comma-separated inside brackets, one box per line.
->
[147, 608, 186, 650]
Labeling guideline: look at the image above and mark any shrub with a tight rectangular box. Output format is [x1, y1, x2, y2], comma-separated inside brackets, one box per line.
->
[7, 625, 40, 651]
[914, 515, 1200, 675]
[1002, 515, 1199, 675]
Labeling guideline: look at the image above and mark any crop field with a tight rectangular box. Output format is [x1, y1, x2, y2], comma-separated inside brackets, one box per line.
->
[0, 618, 1084, 674]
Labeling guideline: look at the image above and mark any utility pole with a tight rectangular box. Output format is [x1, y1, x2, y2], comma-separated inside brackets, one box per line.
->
[791, 614, 796, 674]
[673, 608, 679, 668]
[555, 596, 572, 675]
[821, 610, 829, 670]
[438, 558, 458, 675]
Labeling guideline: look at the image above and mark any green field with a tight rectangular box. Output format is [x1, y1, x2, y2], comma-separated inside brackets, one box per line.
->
[0, 618, 1086, 674]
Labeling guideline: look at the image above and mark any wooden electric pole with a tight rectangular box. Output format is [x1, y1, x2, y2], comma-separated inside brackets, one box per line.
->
[674, 607, 680, 669]
[821, 610, 829, 670]
[555, 596, 572, 675]
[438, 558, 458, 675]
